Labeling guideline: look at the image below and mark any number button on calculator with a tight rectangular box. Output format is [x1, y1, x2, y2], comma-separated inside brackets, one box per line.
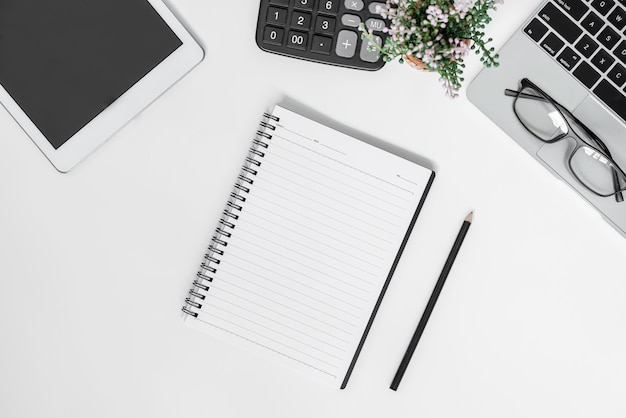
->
[256, 0, 387, 70]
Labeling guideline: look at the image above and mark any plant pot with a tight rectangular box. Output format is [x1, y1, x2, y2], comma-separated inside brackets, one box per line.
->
[403, 39, 471, 72]
[403, 54, 432, 71]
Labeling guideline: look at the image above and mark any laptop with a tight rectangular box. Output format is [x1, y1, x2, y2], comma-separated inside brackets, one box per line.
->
[468, 0, 626, 238]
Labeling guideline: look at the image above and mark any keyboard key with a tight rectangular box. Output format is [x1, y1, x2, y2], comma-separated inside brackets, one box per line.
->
[539, 3, 583, 43]
[311, 35, 333, 54]
[287, 30, 308, 50]
[591, 0, 615, 15]
[315, 15, 336, 34]
[608, 5, 626, 29]
[360, 35, 382, 62]
[318, 0, 340, 14]
[270, 0, 289, 4]
[608, 63, 626, 86]
[597, 26, 620, 49]
[345, 0, 364, 11]
[591, 48, 616, 71]
[594, 79, 626, 120]
[293, 0, 313, 10]
[335, 30, 358, 57]
[554, 0, 589, 20]
[581, 11, 605, 34]
[291, 11, 312, 30]
[267, 6, 288, 25]
[263, 26, 285, 46]
[575, 34, 599, 57]
[541, 32, 566, 56]
[573, 61, 602, 87]
[524, 18, 549, 41]
[615, 40, 626, 64]
[557, 46, 582, 70]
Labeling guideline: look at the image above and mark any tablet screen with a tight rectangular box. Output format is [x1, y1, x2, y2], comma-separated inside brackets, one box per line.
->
[0, 0, 183, 149]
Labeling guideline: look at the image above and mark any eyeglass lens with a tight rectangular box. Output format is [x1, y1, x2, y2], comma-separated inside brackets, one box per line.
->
[514, 85, 626, 197]
[514, 86, 567, 142]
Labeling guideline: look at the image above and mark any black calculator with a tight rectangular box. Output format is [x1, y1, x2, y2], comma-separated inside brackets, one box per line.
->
[256, 0, 388, 71]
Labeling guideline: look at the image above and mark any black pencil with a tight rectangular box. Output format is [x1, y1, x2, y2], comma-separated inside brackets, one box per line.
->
[390, 211, 473, 391]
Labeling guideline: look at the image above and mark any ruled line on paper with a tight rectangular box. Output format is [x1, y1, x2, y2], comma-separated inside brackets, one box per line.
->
[255, 170, 399, 232]
[206, 292, 350, 350]
[268, 143, 411, 207]
[253, 183, 396, 242]
[236, 225, 379, 281]
[194, 313, 341, 371]
[242, 209, 384, 266]
[246, 195, 390, 252]
[234, 233, 377, 289]
[260, 159, 404, 220]
[207, 284, 353, 343]
[273, 132, 416, 195]
[222, 255, 365, 317]
[203, 303, 345, 361]
[217, 265, 359, 330]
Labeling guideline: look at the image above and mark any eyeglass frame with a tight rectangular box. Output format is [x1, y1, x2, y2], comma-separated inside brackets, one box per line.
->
[504, 77, 625, 202]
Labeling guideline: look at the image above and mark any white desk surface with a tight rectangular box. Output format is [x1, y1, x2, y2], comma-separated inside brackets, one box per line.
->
[2, 1, 625, 417]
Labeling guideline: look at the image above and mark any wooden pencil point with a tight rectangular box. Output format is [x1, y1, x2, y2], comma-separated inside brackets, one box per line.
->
[465, 211, 474, 223]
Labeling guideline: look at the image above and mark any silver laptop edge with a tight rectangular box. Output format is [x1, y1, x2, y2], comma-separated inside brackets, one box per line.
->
[468, 0, 626, 238]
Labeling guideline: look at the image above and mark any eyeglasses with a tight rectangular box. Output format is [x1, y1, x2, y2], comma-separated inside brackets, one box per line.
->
[504, 78, 625, 203]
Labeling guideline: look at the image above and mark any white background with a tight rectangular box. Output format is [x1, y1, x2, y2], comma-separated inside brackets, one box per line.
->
[1, 1, 625, 417]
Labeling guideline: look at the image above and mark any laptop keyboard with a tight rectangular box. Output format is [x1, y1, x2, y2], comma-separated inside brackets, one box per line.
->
[524, 0, 626, 121]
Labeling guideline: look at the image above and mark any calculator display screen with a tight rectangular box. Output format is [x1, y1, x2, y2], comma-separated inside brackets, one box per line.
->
[0, 0, 182, 149]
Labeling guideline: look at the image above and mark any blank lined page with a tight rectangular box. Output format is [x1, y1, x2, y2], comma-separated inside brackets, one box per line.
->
[183, 105, 434, 388]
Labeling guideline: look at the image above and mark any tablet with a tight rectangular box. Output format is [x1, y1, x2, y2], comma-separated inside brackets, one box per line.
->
[0, 0, 204, 172]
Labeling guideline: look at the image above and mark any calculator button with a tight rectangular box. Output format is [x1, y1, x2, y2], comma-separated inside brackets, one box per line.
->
[365, 18, 386, 32]
[267, 7, 288, 25]
[368, 2, 386, 14]
[318, 0, 340, 14]
[341, 14, 361, 27]
[263, 26, 285, 46]
[315, 16, 336, 34]
[360, 35, 382, 62]
[344, 0, 364, 11]
[311, 35, 333, 54]
[287, 31, 308, 50]
[291, 11, 312, 30]
[293, 0, 313, 10]
[335, 30, 358, 57]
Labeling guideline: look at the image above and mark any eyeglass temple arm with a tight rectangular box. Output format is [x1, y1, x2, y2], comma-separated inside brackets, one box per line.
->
[504, 89, 625, 202]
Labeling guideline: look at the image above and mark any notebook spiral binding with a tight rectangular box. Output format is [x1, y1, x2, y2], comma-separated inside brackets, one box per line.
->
[181, 112, 279, 318]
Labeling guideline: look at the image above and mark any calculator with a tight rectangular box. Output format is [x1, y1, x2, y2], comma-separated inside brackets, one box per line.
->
[255, 0, 388, 71]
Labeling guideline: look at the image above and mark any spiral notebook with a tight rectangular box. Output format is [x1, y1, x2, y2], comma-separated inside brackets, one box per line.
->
[182, 105, 435, 388]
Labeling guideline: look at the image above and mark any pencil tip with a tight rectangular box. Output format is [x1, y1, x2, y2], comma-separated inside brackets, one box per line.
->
[465, 211, 473, 223]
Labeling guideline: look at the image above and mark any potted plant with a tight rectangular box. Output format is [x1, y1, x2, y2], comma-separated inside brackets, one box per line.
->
[361, 0, 504, 98]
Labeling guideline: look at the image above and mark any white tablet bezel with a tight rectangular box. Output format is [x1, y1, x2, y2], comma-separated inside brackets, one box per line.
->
[0, 0, 204, 172]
